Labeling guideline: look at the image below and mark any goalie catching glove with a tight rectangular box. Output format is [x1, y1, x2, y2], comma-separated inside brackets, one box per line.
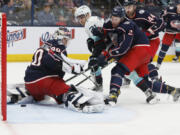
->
[62, 62, 84, 74]
[61, 52, 87, 74]
[63, 85, 105, 113]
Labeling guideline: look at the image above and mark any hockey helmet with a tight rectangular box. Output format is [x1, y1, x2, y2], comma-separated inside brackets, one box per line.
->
[123, 0, 137, 6]
[53, 26, 71, 40]
[74, 5, 91, 21]
[112, 6, 125, 18]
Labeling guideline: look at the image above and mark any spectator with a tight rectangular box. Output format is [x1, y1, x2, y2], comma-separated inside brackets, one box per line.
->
[56, 14, 67, 26]
[159, 0, 168, 6]
[73, 0, 85, 7]
[65, 0, 75, 9]
[46, 0, 58, 9]
[46, 0, 59, 20]
[16, 0, 32, 25]
[63, 0, 75, 25]
[53, 0, 66, 19]
[144, 0, 162, 17]
[46, 0, 55, 6]
[1, 0, 16, 19]
[36, 2, 56, 25]
[0, 0, 5, 7]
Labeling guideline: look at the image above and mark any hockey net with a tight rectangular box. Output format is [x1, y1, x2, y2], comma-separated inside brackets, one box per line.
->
[0, 13, 7, 121]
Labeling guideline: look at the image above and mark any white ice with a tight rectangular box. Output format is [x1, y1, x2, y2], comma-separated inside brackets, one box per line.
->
[1, 62, 180, 135]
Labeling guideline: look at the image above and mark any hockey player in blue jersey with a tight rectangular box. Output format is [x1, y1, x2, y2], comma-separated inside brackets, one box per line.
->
[157, 2, 180, 68]
[74, 5, 132, 89]
[123, 0, 165, 81]
[23, 27, 105, 113]
[91, 6, 180, 106]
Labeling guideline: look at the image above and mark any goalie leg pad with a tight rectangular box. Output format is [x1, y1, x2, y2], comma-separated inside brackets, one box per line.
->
[64, 86, 105, 113]
[82, 104, 105, 113]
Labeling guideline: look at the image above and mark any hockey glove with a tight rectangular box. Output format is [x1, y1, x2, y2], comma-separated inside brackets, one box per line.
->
[87, 38, 94, 52]
[87, 38, 106, 57]
[91, 27, 105, 38]
[88, 56, 98, 71]
[62, 62, 83, 74]
[72, 64, 83, 74]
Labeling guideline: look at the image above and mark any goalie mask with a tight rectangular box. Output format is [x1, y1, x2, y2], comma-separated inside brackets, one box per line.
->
[74, 5, 91, 25]
[53, 27, 72, 46]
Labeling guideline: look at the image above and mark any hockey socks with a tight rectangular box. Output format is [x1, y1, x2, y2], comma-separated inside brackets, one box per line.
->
[157, 44, 170, 67]
[150, 81, 176, 94]
[148, 63, 159, 80]
[173, 39, 180, 62]
[136, 79, 159, 104]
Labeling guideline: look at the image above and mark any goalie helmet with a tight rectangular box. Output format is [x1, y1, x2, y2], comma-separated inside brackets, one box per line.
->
[53, 26, 71, 40]
[74, 5, 91, 21]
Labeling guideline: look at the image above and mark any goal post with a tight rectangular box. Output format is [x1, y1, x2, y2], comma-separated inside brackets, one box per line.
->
[0, 12, 7, 121]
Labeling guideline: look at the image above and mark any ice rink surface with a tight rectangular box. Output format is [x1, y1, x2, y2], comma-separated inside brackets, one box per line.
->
[1, 62, 180, 135]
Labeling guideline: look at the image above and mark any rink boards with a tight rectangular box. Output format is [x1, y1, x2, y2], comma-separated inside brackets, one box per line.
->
[6, 26, 176, 62]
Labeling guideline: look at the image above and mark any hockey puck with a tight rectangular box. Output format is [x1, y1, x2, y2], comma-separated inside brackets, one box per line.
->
[20, 104, 27, 107]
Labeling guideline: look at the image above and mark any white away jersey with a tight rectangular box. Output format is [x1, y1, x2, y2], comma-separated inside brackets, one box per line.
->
[85, 16, 104, 39]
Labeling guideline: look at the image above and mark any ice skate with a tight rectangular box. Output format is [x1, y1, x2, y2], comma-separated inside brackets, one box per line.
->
[92, 83, 103, 92]
[171, 88, 180, 102]
[7, 94, 21, 104]
[145, 89, 160, 104]
[104, 90, 120, 106]
[156, 63, 161, 70]
[91, 73, 103, 92]
[122, 77, 131, 88]
[172, 56, 179, 63]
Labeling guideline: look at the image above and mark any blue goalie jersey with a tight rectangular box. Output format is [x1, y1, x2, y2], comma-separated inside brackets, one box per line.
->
[24, 39, 67, 82]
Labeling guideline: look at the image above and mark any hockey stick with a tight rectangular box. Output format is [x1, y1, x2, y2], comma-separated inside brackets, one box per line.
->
[75, 59, 115, 86]
[15, 87, 26, 98]
[115, 0, 122, 6]
[65, 67, 90, 82]
[75, 75, 91, 86]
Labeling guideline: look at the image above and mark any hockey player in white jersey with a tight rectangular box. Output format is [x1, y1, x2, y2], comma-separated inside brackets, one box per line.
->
[74, 5, 104, 37]
[74, 5, 105, 91]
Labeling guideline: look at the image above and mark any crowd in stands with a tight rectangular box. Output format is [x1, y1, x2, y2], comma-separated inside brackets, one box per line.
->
[0, 0, 178, 26]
